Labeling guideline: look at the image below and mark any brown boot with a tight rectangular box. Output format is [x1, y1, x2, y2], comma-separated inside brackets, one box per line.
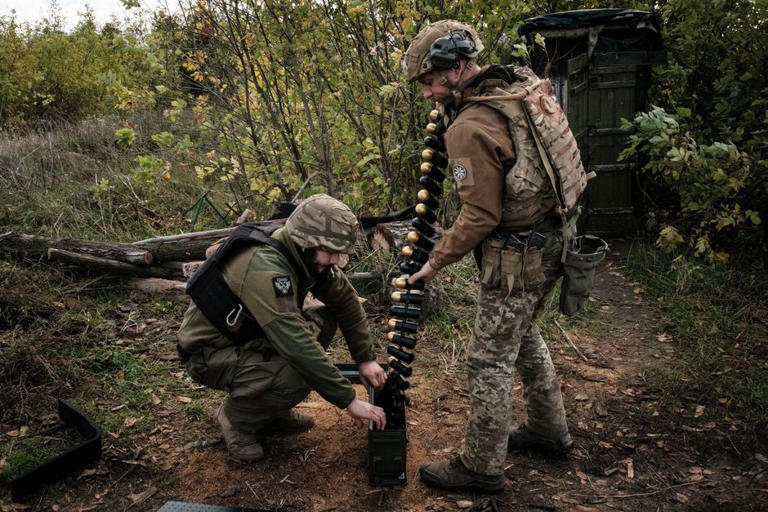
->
[419, 457, 504, 493]
[507, 424, 573, 454]
[262, 409, 315, 436]
[214, 405, 264, 462]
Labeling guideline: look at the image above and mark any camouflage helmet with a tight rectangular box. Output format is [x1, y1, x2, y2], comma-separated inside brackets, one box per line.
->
[284, 194, 358, 254]
[403, 19, 484, 83]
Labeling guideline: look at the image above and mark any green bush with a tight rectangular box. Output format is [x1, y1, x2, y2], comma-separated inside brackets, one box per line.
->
[620, 107, 760, 262]
[623, 0, 768, 261]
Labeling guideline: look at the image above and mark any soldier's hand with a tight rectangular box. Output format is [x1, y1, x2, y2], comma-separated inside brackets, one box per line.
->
[346, 399, 386, 430]
[408, 261, 438, 284]
[358, 361, 386, 391]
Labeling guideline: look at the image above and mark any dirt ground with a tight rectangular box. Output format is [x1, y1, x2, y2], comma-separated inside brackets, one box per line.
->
[3, 245, 768, 512]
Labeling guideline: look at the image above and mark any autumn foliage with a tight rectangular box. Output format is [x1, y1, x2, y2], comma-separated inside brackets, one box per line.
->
[1, 0, 765, 257]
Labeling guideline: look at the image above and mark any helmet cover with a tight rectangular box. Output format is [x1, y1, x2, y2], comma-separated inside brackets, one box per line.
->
[403, 19, 484, 83]
[283, 194, 358, 254]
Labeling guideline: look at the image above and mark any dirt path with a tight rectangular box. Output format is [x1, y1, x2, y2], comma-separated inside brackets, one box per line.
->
[3, 248, 767, 511]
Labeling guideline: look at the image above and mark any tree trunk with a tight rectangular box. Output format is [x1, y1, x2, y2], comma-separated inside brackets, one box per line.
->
[0, 232, 153, 265]
[46, 249, 177, 278]
[132, 220, 284, 262]
[131, 227, 235, 262]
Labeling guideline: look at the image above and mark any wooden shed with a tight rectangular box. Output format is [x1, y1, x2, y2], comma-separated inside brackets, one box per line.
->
[519, 9, 665, 236]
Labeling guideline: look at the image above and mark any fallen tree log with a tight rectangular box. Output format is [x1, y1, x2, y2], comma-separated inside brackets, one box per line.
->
[132, 220, 284, 262]
[0, 232, 153, 265]
[47, 249, 177, 278]
[2, 218, 438, 289]
[131, 227, 235, 262]
[1, 217, 436, 268]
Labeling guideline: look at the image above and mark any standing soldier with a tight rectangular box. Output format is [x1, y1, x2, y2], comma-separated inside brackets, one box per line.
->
[405, 20, 584, 492]
[177, 194, 387, 462]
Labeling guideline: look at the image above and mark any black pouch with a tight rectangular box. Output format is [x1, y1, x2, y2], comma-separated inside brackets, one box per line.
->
[559, 235, 608, 315]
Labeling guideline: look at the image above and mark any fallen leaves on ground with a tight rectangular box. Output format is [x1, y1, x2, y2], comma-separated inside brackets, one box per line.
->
[128, 487, 157, 505]
[5, 426, 29, 437]
[77, 468, 98, 479]
[1, 504, 30, 512]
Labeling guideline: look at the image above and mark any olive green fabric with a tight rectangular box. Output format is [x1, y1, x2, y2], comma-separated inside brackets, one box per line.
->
[186, 313, 336, 435]
[178, 227, 375, 414]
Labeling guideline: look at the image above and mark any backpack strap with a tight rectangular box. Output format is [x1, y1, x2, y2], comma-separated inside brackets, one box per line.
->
[186, 224, 307, 345]
[523, 106, 571, 262]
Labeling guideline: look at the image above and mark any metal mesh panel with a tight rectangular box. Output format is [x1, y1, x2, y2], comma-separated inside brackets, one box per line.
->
[156, 502, 274, 512]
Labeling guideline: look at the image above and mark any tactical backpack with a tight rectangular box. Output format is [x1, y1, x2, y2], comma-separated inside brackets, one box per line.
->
[186, 223, 307, 344]
[465, 66, 595, 261]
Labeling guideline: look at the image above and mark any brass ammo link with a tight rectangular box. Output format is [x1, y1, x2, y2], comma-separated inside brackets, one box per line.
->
[383, 109, 447, 426]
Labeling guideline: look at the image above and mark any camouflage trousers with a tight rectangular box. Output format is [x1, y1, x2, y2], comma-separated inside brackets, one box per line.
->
[185, 305, 337, 435]
[460, 239, 569, 475]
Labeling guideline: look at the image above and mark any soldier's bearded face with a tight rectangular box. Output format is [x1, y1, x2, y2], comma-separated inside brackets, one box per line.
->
[313, 249, 341, 273]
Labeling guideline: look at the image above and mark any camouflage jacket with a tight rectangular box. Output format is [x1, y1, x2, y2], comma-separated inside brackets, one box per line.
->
[177, 228, 375, 409]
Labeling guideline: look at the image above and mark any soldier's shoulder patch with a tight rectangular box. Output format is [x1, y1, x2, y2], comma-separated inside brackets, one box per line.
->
[453, 162, 468, 181]
[272, 275, 293, 298]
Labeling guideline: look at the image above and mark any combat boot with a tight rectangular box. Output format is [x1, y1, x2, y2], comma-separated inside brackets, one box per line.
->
[419, 457, 505, 493]
[262, 409, 315, 436]
[507, 424, 573, 454]
[214, 405, 264, 463]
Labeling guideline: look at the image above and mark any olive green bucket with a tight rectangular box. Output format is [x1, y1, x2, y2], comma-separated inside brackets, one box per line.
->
[559, 235, 608, 315]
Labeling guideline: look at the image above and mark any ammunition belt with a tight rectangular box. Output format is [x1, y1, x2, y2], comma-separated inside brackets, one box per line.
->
[381, 108, 448, 429]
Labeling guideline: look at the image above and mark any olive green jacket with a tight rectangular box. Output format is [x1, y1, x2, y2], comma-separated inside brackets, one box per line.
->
[177, 228, 375, 409]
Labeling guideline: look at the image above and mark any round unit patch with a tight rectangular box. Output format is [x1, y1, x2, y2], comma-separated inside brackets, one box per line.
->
[453, 163, 468, 181]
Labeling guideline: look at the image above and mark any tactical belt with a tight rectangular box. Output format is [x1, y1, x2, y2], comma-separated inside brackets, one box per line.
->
[491, 229, 547, 250]
[186, 223, 307, 345]
[492, 205, 577, 251]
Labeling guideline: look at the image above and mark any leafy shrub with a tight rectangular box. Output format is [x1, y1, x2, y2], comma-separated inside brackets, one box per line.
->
[620, 107, 760, 262]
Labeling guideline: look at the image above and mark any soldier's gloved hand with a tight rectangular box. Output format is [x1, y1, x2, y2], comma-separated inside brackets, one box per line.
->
[358, 361, 386, 391]
[409, 261, 438, 284]
[346, 398, 386, 430]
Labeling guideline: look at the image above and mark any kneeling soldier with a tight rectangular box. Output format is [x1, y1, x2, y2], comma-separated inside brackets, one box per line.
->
[177, 194, 387, 462]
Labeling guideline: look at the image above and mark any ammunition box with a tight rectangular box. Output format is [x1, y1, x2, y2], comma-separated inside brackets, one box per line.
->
[368, 386, 408, 487]
[334, 364, 408, 487]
